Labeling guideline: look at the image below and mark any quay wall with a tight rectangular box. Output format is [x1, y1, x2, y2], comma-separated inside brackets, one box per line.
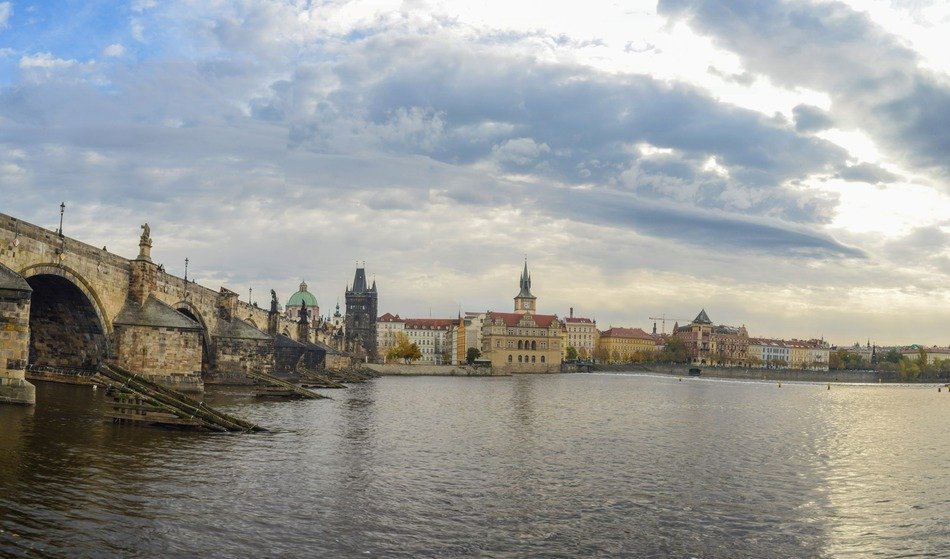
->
[365, 364, 508, 377]
[592, 363, 883, 383]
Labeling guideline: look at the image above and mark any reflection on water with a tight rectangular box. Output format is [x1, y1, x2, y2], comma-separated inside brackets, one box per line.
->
[1, 375, 948, 557]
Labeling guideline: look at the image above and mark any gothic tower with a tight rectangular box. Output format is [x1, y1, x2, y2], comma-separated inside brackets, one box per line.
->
[514, 260, 536, 315]
[345, 264, 378, 360]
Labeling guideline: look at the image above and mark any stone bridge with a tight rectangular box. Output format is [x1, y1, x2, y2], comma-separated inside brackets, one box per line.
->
[0, 212, 337, 404]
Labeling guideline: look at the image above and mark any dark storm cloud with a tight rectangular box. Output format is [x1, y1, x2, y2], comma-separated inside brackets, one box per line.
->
[272, 33, 849, 212]
[544, 187, 864, 258]
[659, 0, 950, 179]
[792, 104, 833, 133]
[836, 162, 899, 184]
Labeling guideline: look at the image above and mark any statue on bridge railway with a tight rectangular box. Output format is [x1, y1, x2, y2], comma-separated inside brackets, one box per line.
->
[270, 289, 278, 313]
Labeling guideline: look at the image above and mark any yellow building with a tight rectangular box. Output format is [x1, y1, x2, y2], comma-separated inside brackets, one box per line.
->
[481, 261, 563, 371]
[597, 327, 657, 363]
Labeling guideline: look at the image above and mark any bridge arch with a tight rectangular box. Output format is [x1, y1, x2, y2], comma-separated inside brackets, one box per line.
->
[20, 264, 110, 371]
[174, 300, 213, 373]
[19, 264, 111, 334]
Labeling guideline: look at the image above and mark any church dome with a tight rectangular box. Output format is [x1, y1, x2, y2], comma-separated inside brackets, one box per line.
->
[286, 281, 318, 308]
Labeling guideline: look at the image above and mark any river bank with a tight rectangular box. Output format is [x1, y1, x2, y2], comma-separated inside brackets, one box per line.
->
[363, 363, 509, 376]
[592, 363, 886, 383]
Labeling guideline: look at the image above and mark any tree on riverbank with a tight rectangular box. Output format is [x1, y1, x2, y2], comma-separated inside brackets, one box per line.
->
[466, 347, 480, 365]
[565, 346, 579, 361]
[386, 332, 422, 364]
[658, 338, 688, 364]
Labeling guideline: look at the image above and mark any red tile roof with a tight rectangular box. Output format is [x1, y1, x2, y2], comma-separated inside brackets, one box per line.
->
[486, 312, 560, 328]
[404, 318, 456, 330]
[378, 313, 402, 322]
[564, 317, 594, 324]
[600, 327, 655, 340]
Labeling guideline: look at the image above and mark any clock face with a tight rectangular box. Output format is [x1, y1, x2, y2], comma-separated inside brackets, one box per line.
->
[524, 301, 531, 308]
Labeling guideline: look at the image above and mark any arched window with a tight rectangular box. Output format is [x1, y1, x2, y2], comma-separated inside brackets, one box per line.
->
[517, 340, 523, 350]
[531, 341, 537, 350]
[541, 356, 545, 363]
[531, 355, 536, 363]
[508, 354, 513, 363]
[518, 355, 523, 363]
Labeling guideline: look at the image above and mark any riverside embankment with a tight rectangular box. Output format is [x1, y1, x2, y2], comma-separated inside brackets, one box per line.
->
[364, 363, 509, 376]
[593, 363, 884, 383]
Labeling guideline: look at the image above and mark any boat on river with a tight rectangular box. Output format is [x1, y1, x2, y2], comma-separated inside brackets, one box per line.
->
[688, 367, 702, 376]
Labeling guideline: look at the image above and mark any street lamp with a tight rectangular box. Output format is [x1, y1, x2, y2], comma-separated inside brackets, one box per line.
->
[58, 202, 65, 237]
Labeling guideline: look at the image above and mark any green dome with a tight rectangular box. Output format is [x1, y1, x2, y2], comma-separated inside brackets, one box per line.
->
[286, 281, 318, 308]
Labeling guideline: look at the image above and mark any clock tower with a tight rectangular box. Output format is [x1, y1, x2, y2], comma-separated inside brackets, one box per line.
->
[514, 260, 537, 315]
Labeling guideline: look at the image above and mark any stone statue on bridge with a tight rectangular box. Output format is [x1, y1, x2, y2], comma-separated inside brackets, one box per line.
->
[270, 289, 278, 313]
[299, 300, 308, 324]
[137, 223, 153, 262]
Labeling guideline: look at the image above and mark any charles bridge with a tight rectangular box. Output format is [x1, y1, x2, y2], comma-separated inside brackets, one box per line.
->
[0, 211, 341, 405]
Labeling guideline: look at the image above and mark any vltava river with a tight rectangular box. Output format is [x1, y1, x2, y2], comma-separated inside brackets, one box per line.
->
[1, 373, 948, 558]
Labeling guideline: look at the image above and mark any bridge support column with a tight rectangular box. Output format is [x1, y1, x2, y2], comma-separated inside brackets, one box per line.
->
[0, 264, 35, 405]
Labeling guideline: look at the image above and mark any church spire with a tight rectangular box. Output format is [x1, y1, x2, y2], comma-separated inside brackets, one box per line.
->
[514, 259, 537, 314]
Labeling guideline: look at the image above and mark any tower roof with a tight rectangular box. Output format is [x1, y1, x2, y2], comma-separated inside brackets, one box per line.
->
[692, 309, 712, 324]
[350, 267, 368, 293]
[287, 280, 318, 308]
[516, 260, 535, 299]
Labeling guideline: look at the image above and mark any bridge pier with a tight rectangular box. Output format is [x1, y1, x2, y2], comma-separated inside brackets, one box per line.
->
[0, 263, 35, 405]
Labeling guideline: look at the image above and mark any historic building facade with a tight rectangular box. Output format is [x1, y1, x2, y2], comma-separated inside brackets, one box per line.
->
[481, 262, 563, 371]
[673, 309, 749, 365]
[596, 327, 657, 363]
[405, 318, 454, 364]
[345, 265, 378, 360]
[563, 308, 597, 360]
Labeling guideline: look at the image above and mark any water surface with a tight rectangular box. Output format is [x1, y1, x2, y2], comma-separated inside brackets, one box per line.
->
[1, 373, 948, 557]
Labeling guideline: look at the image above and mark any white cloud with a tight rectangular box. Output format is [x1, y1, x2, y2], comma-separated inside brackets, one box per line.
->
[19, 52, 76, 69]
[103, 43, 125, 57]
[0, 2, 12, 30]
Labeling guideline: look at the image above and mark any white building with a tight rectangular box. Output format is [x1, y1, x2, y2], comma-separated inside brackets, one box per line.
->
[563, 308, 597, 359]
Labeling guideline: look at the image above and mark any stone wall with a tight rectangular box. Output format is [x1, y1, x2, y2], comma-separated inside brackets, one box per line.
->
[365, 363, 505, 376]
[113, 325, 203, 388]
[211, 337, 274, 377]
[0, 291, 35, 404]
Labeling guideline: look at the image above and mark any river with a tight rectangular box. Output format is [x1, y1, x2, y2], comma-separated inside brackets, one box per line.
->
[1, 373, 948, 558]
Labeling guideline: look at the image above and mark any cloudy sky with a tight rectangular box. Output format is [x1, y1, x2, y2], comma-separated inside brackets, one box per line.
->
[1, 0, 948, 345]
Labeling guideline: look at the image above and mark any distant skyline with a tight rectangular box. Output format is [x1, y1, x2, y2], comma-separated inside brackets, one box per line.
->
[1, 0, 948, 346]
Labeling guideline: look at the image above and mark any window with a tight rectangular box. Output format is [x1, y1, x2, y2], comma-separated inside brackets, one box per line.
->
[508, 354, 512, 363]
[531, 355, 536, 363]
[541, 356, 545, 363]
[518, 355, 523, 363]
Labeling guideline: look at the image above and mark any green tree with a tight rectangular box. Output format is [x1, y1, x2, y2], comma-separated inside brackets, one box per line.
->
[386, 332, 423, 364]
[883, 349, 902, 364]
[565, 346, 579, 361]
[659, 337, 689, 364]
[466, 347, 481, 365]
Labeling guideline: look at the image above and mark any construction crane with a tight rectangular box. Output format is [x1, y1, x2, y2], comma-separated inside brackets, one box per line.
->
[648, 314, 691, 335]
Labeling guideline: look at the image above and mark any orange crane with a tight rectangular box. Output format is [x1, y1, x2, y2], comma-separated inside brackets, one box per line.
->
[647, 314, 691, 335]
